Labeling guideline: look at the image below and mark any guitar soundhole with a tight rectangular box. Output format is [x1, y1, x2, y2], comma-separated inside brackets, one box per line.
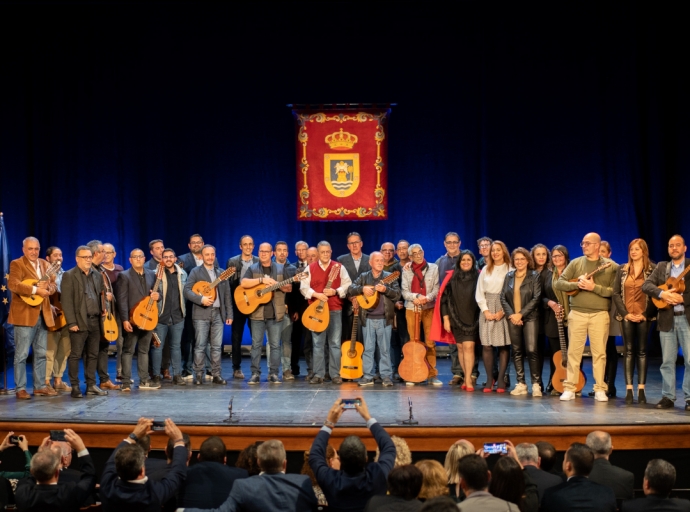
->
[348, 351, 357, 358]
[309, 316, 322, 323]
[316, 306, 323, 313]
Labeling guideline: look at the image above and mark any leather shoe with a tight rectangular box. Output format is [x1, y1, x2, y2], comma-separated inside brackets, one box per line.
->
[685, 401, 690, 412]
[71, 388, 83, 398]
[212, 376, 227, 385]
[34, 387, 58, 397]
[16, 390, 31, 400]
[86, 385, 108, 396]
[656, 397, 674, 409]
[194, 373, 203, 385]
[100, 380, 121, 390]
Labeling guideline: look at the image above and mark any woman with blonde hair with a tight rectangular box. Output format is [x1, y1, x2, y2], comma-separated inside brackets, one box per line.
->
[375, 435, 412, 467]
[416, 459, 450, 501]
[444, 439, 475, 502]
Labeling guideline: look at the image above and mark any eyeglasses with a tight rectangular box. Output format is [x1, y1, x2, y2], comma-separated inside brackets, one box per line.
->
[131, 255, 145, 259]
[410, 251, 423, 258]
[445, 240, 460, 245]
[347, 240, 362, 246]
[77, 255, 93, 260]
[381, 249, 394, 253]
[103, 251, 115, 254]
[580, 241, 597, 247]
[479, 244, 491, 248]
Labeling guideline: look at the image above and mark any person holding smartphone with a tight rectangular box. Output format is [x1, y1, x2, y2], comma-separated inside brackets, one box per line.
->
[0, 431, 31, 479]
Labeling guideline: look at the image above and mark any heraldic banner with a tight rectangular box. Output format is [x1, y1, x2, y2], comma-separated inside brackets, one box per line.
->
[293, 109, 390, 220]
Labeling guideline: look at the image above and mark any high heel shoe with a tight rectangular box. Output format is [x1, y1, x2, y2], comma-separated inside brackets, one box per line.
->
[625, 389, 634, 404]
[638, 388, 647, 404]
[483, 380, 494, 393]
[461, 384, 467, 390]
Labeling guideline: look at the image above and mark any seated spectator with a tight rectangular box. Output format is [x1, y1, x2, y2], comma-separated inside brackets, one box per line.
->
[100, 417, 188, 512]
[309, 397, 396, 512]
[489, 456, 534, 512]
[622, 459, 690, 512]
[148, 433, 193, 482]
[586, 430, 634, 503]
[364, 464, 424, 512]
[1, 475, 12, 510]
[178, 436, 248, 509]
[0, 431, 31, 480]
[420, 495, 461, 511]
[137, 434, 170, 474]
[443, 439, 474, 502]
[301, 446, 339, 506]
[416, 460, 449, 501]
[375, 435, 412, 467]
[180, 439, 317, 512]
[536, 440, 564, 480]
[456, 454, 519, 511]
[516, 442, 562, 503]
[15, 429, 96, 512]
[236, 441, 263, 476]
[541, 442, 616, 512]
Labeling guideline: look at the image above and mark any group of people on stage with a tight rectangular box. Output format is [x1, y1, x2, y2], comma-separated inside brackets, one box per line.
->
[4, 230, 690, 409]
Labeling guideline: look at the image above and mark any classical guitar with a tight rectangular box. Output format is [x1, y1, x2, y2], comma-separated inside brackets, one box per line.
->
[398, 305, 430, 383]
[566, 261, 612, 296]
[192, 267, 236, 302]
[340, 302, 364, 379]
[235, 272, 308, 315]
[130, 264, 164, 331]
[652, 264, 690, 310]
[47, 293, 67, 332]
[551, 304, 586, 393]
[355, 271, 400, 310]
[151, 332, 162, 348]
[100, 269, 118, 342]
[20, 260, 62, 306]
[302, 264, 341, 333]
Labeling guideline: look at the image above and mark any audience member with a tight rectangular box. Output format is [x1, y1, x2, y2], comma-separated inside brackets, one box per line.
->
[0, 475, 12, 510]
[0, 432, 31, 479]
[516, 442, 562, 503]
[456, 454, 519, 511]
[489, 456, 533, 512]
[309, 397, 395, 512]
[236, 441, 263, 476]
[416, 459, 449, 501]
[536, 440, 564, 479]
[301, 446, 339, 506]
[586, 430, 634, 502]
[178, 436, 248, 509]
[420, 495, 461, 511]
[148, 434, 193, 482]
[375, 435, 412, 467]
[181, 439, 317, 512]
[100, 417, 188, 512]
[444, 439, 474, 502]
[622, 459, 690, 512]
[137, 434, 170, 475]
[364, 464, 424, 512]
[541, 442, 616, 512]
[15, 429, 96, 512]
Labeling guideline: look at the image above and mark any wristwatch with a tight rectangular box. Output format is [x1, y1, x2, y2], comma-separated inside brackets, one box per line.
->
[324, 420, 335, 428]
[128, 433, 138, 441]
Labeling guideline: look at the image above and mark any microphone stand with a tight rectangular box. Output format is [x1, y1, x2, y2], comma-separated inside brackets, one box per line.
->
[400, 397, 418, 425]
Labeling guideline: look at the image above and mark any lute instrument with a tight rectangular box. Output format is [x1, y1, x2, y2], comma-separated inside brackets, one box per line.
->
[235, 272, 308, 315]
[566, 261, 612, 296]
[340, 302, 364, 379]
[20, 260, 61, 306]
[100, 268, 119, 342]
[551, 304, 586, 393]
[652, 264, 690, 310]
[398, 305, 430, 383]
[302, 263, 341, 333]
[192, 267, 236, 302]
[355, 271, 400, 310]
[47, 292, 67, 332]
[130, 264, 164, 331]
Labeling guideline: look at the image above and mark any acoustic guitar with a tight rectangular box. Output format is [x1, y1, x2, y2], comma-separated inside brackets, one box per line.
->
[302, 264, 341, 333]
[566, 261, 612, 296]
[235, 272, 308, 315]
[47, 293, 67, 332]
[192, 267, 236, 302]
[355, 271, 400, 310]
[652, 264, 690, 310]
[130, 263, 164, 331]
[100, 270, 118, 342]
[551, 304, 586, 393]
[151, 331, 162, 348]
[398, 305, 430, 383]
[340, 302, 364, 379]
[20, 260, 62, 306]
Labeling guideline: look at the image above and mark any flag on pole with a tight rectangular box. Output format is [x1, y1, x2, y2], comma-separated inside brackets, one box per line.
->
[0, 213, 10, 325]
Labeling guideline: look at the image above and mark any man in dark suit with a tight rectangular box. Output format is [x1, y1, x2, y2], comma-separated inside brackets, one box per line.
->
[542, 442, 616, 512]
[61, 245, 110, 398]
[15, 429, 96, 511]
[178, 436, 248, 509]
[181, 439, 316, 512]
[623, 459, 690, 512]
[226, 235, 259, 380]
[145, 239, 165, 271]
[338, 232, 371, 361]
[586, 430, 634, 502]
[100, 417, 188, 512]
[516, 442, 563, 504]
[309, 397, 395, 512]
[115, 248, 160, 392]
[289, 241, 310, 378]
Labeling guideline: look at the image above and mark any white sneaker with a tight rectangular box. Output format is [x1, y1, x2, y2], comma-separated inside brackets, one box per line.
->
[560, 390, 576, 401]
[510, 383, 528, 395]
[405, 381, 415, 387]
[532, 384, 542, 397]
[594, 391, 609, 402]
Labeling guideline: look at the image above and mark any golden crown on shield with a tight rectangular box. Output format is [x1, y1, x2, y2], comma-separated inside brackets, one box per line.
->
[325, 128, 358, 150]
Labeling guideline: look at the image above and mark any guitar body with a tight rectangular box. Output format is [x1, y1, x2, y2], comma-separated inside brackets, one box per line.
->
[234, 284, 273, 315]
[565, 279, 580, 297]
[551, 351, 586, 393]
[340, 341, 364, 379]
[356, 292, 379, 310]
[20, 279, 44, 306]
[302, 301, 330, 332]
[399, 341, 430, 383]
[130, 298, 159, 331]
[102, 312, 119, 341]
[192, 281, 217, 302]
[47, 294, 67, 332]
[653, 279, 687, 310]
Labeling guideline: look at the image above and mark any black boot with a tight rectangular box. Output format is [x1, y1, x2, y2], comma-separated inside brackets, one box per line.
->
[625, 389, 633, 404]
[638, 388, 647, 404]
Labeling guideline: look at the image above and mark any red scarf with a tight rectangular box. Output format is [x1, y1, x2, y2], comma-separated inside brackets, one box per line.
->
[411, 259, 428, 295]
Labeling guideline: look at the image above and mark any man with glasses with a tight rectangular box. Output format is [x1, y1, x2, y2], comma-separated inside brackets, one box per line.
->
[115, 248, 160, 391]
[477, 237, 493, 270]
[643, 235, 690, 410]
[554, 233, 618, 402]
[290, 241, 310, 378]
[101, 243, 125, 381]
[62, 245, 110, 398]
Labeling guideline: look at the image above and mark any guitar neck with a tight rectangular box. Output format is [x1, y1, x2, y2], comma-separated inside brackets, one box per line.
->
[674, 265, 690, 282]
[263, 275, 297, 293]
[378, 271, 400, 286]
[318, 265, 340, 305]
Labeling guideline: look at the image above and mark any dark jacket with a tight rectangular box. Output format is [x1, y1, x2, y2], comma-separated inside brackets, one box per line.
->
[642, 259, 690, 332]
[440, 269, 480, 338]
[338, 253, 371, 282]
[243, 261, 287, 322]
[541, 475, 617, 512]
[523, 465, 563, 504]
[347, 270, 401, 326]
[622, 494, 690, 512]
[184, 265, 233, 322]
[541, 268, 570, 338]
[115, 267, 158, 323]
[500, 270, 542, 321]
[178, 461, 248, 509]
[588, 458, 634, 501]
[226, 254, 259, 291]
[613, 263, 657, 321]
[60, 266, 105, 331]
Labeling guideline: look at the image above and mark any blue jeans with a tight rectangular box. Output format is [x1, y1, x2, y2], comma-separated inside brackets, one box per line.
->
[363, 318, 392, 379]
[153, 320, 184, 377]
[312, 312, 342, 379]
[266, 315, 293, 373]
[193, 309, 224, 377]
[659, 315, 690, 401]
[14, 318, 48, 392]
[251, 318, 284, 376]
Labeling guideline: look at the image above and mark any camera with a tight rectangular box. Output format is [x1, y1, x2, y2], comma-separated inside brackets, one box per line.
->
[152, 421, 166, 431]
[342, 399, 362, 410]
[9, 435, 20, 445]
[49, 430, 67, 442]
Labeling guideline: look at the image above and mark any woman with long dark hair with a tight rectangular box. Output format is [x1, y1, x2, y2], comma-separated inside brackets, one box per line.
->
[531, 244, 552, 390]
[489, 457, 527, 511]
[441, 250, 480, 391]
[612, 238, 656, 404]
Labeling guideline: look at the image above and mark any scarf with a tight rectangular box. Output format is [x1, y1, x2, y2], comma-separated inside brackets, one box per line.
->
[411, 260, 428, 295]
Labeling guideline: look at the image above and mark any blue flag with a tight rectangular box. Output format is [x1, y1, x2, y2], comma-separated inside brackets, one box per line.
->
[0, 214, 10, 325]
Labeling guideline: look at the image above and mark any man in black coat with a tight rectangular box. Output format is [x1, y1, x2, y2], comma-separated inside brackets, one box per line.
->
[623, 459, 690, 512]
[586, 430, 634, 503]
[542, 442, 616, 512]
[516, 442, 563, 504]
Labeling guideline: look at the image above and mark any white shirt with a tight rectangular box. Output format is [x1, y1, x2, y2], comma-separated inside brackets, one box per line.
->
[300, 261, 352, 300]
[475, 263, 510, 312]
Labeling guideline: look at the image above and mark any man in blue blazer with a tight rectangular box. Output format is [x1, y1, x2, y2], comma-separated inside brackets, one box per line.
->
[622, 459, 690, 512]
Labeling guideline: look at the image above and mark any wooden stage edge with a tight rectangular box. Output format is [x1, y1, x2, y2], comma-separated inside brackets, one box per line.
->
[3, 421, 690, 452]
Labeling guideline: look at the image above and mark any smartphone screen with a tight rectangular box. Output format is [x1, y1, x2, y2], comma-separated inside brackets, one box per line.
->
[152, 421, 166, 431]
[49, 430, 67, 442]
[483, 442, 508, 455]
[342, 399, 362, 410]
